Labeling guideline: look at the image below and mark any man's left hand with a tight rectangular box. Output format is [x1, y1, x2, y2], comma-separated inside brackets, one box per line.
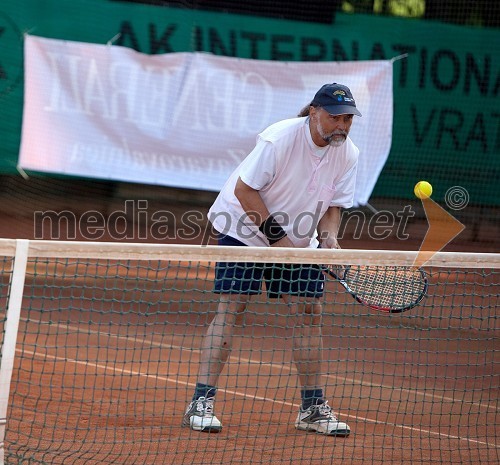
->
[321, 236, 340, 249]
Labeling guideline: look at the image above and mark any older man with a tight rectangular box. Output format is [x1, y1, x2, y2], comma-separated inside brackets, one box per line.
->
[183, 83, 361, 436]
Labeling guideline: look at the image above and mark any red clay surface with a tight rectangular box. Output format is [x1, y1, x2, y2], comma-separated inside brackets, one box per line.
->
[0, 183, 498, 464]
[1, 260, 498, 465]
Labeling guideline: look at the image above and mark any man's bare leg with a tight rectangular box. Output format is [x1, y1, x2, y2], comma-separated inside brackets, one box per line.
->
[183, 294, 248, 432]
[289, 297, 324, 390]
[197, 295, 249, 386]
[288, 296, 351, 436]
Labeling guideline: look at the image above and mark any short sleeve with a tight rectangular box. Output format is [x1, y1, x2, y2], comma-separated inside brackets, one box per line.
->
[238, 139, 277, 190]
[330, 159, 359, 208]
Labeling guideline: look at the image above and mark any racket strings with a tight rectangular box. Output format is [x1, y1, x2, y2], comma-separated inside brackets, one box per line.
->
[345, 266, 425, 309]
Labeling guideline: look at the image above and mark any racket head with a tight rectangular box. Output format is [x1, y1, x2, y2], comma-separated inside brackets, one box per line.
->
[328, 265, 428, 313]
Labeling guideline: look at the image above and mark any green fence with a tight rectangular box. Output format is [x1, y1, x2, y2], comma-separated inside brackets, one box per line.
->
[1, 0, 498, 208]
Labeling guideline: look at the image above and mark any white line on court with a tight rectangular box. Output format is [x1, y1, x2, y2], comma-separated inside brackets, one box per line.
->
[16, 347, 499, 450]
[20, 317, 499, 414]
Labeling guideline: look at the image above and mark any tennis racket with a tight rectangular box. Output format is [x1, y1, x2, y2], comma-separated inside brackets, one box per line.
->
[325, 264, 428, 313]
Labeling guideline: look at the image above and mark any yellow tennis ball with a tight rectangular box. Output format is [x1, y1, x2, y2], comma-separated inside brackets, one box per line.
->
[414, 181, 433, 199]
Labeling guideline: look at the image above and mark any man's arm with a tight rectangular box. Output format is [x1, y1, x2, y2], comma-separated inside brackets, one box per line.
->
[234, 177, 295, 247]
[317, 206, 342, 249]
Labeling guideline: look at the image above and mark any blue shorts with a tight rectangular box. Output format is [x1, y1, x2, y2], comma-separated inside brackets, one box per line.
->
[214, 234, 324, 299]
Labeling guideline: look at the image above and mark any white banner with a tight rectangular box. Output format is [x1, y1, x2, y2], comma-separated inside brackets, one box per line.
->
[19, 35, 393, 206]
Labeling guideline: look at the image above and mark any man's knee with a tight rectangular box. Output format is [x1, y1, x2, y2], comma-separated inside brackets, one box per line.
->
[304, 301, 322, 315]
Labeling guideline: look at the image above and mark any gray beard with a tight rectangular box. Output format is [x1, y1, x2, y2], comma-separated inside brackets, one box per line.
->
[325, 135, 346, 147]
[315, 120, 347, 148]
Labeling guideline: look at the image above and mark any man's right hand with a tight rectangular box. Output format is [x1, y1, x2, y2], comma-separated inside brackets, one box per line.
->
[270, 236, 295, 248]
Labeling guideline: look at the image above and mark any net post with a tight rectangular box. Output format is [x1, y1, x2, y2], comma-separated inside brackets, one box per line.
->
[0, 239, 29, 465]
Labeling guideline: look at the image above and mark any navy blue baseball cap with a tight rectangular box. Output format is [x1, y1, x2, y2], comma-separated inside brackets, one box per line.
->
[311, 83, 362, 117]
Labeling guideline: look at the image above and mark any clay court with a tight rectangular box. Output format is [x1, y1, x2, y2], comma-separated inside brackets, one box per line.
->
[1, 242, 498, 464]
[1, 0, 499, 463]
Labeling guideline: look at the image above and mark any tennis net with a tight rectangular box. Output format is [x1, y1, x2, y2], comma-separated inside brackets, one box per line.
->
[0, 239, 498, 465]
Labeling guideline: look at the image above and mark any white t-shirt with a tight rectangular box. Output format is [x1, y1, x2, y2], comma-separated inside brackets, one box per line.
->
[209, 117, 359, 248]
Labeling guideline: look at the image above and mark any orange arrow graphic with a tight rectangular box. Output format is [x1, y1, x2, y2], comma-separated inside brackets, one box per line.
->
[414, 198, 465, 268]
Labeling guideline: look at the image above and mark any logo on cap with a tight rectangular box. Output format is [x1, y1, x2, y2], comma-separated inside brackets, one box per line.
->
[333, 90, 346, 102]
[311, 83, 362, 117]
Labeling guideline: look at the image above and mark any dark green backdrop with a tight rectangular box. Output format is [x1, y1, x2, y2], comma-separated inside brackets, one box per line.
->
[1, 0, 498, 205]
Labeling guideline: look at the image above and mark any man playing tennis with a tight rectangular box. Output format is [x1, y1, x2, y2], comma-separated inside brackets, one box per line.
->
[183, 83, 361, 436]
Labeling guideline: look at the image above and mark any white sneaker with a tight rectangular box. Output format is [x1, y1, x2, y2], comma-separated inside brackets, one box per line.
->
[182, 396, 222, 433]
[295, 401, 350, 436]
